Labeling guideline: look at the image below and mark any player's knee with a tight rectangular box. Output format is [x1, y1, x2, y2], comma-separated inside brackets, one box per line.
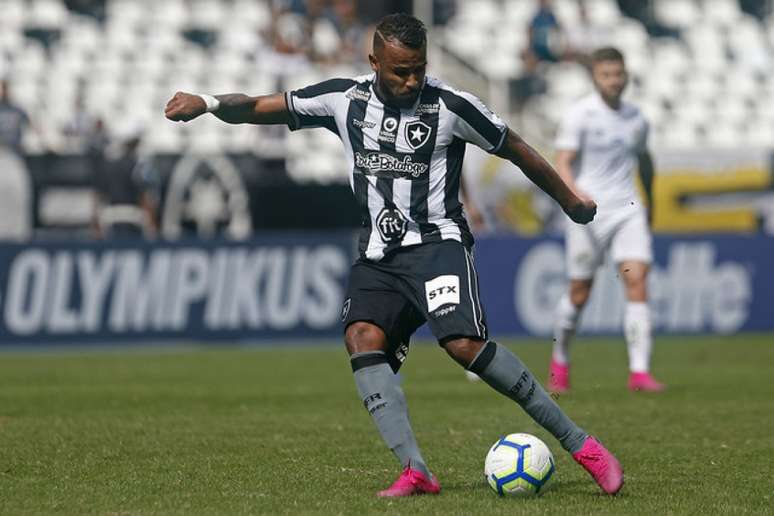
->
[345, 322, 387, 355]
[621, 268, 647, 292]
[569, 285, 591, 306]
[624, 277, 648, 300]
[441, 337, 486, 368]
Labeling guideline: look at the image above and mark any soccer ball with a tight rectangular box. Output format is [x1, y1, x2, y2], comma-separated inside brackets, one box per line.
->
[484, 433, 555, 497]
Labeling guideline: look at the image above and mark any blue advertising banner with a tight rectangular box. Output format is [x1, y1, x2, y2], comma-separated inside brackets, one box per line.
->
[0, 233, 771, 345]
[475, 234, 774, 336]
[0, 233, 357, 345]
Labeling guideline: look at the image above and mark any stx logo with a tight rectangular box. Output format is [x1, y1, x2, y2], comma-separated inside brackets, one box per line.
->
[428, 285, 457, 300]
[424, 275, 460, 312]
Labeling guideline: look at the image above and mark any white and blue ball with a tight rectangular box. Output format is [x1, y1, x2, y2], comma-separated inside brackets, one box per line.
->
[484, 433, 555, 497]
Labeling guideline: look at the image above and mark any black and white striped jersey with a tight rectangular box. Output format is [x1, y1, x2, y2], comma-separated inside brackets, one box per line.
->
[285, 74, 508, 261]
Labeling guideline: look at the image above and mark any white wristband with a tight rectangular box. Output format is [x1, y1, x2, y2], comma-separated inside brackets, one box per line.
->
[197, 93, 220, 113]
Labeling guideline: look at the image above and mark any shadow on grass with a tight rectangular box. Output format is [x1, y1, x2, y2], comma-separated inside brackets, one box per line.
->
[438, 478, 621, 499]
[548, 479, 632, 502]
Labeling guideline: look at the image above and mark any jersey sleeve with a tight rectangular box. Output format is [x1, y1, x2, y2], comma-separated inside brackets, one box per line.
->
[439, 89, 508, 153]
[285, 78, 356, 133]
[554, 105, 585, 151]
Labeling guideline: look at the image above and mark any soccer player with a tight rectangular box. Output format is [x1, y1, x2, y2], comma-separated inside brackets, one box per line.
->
[549, 47, 665, 393]
[165, 14, 623, 497]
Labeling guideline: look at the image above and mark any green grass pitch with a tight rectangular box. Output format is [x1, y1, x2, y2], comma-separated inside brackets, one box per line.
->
[1, 335, 773, 515]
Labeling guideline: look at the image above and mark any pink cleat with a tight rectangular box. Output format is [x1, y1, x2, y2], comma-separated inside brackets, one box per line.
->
[377, 467, 441, 497]
[548, 359, 570, 393]
[628, 372, 666, 392]
[573, 436, 624, 495]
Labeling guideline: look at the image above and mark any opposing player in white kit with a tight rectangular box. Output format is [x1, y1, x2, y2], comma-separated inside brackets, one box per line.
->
[549, 47, 665, 393]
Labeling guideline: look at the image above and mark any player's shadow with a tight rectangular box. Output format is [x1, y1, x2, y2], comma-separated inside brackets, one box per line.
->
[552, 479, 630, 498]
[439, 480, 490, 494]
[442, 479, 625, 498]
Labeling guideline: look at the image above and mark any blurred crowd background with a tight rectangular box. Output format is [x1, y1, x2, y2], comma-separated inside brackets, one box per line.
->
[1, 0, 773, 241]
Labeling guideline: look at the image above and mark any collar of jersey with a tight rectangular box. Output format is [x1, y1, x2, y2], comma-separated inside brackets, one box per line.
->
[592, 91, 625, 115]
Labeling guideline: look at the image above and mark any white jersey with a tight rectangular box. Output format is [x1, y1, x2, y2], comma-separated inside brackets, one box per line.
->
[286, 74, 508, 261]
[554, 92, 648, 211]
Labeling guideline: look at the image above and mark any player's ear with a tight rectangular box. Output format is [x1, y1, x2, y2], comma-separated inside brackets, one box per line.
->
[368, 53, 378, 73]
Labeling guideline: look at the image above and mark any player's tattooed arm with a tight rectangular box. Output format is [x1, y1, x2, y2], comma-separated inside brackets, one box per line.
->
[165, 92, 292, 125]
[495, 129, 596, 224]
[637, 150, 655, 223]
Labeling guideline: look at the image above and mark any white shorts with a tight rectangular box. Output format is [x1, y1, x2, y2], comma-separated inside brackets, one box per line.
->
[564, 207, 652, 280]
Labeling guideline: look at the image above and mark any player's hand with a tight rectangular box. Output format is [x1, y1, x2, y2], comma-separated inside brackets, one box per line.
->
[164, 92, 207, 122]
[565, 194, 597, 224]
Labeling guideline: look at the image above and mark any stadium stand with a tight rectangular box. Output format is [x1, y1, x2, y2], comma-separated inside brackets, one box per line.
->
[1, 0, 773, 180]
[0, 0, 374, 181]
[443, 0, 774, 150]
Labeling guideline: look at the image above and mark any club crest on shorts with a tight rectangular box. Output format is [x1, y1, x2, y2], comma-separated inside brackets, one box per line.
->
[404, 120, 431, 150]
[376, 207, 408, 243]
[424, 275, 460, 312]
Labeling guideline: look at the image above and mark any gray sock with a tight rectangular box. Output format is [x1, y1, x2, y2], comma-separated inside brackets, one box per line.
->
[468, 342, 587, 453]
[351, 351, 431, 477]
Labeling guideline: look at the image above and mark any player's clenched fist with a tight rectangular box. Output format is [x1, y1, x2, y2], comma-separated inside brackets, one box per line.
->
[565, 195, 597, 224]
[164, 92, 206, 122]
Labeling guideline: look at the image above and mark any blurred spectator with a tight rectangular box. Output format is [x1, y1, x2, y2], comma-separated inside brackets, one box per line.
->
[509, 50, 548, 109]
[564, 2, 608, 63]
[740, 0, 768, 19]
[273, 0, 309, 15]
[62, 93, 100, 154]
[305, 0, 345, 62]
[262, 11, 312, 77]
[87, 118, 109, 186]
[0, 81, 33, 240]
[358, 0, 413, 24]
[432, 0, 457, 26]
[271, 0, 369, 65]
[93, 129, 158, 239]
[617, 0, 680, 38]
[0, 80, 31, 156]
[328, 0, 367, 63]
[183, 28, 217, 48]
[64, 0, 106, 23]
[528, 0, 563, 63]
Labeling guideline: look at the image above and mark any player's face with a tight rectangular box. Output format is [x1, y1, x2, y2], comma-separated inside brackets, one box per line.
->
[370, 41, 427, 109]
[591, 59, 627, 104]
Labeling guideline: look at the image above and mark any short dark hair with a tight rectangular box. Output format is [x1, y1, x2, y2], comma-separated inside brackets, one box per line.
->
[374, 13, 426, 50]
[591, 47, 625, 65]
